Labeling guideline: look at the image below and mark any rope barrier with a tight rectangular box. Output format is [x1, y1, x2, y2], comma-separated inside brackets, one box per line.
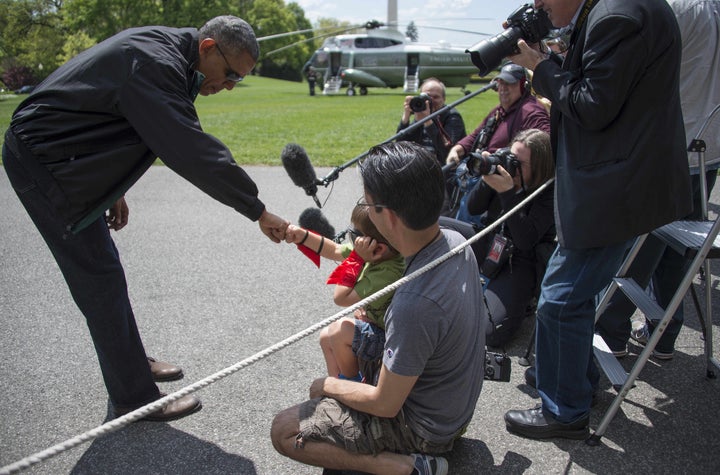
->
[0, 178, 554, 475]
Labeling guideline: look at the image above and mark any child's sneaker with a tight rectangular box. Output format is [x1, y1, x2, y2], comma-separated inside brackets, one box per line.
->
[631, 322, 650, 345]
[411, 453, 448, 475]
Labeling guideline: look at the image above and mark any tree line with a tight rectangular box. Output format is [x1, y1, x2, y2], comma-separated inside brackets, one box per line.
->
[0, 0, 352, 90]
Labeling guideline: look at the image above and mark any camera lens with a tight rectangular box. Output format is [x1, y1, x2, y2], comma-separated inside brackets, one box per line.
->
[466, 27, 523, 76]
[409, 93, 430, 113]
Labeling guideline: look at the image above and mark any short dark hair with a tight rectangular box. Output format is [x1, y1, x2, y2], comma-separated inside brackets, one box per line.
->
[360, 141, 444, 230]
[200, 16, 259, 61]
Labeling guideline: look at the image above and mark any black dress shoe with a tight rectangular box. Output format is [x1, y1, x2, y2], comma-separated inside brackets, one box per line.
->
[525, 366, 537, 387]
[505, 405, 589, 440]
[148, 357, 184, 382]
[114, 394, 202, 422]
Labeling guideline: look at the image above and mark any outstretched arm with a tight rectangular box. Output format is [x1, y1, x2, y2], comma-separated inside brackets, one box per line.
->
[258, 209, 289, 243]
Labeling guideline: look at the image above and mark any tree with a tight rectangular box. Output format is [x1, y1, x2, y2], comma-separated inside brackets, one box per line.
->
[405, 21, 418, 42]
[247, 0, 314, 81]
[59, 31, 96, 64]
[2, 64, 36, 90]
[0, 0, 66, 83]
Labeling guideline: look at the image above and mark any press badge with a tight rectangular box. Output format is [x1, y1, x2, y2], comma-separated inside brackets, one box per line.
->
[487, 234, 508, 263]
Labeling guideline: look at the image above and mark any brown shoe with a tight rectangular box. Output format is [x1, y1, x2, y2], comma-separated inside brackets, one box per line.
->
[115, 394, 202, 422]
[148, 357, 184, 382]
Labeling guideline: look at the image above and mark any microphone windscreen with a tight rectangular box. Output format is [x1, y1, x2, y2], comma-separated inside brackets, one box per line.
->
[281, 143, 317, 188]
[299, 208, 336, 239]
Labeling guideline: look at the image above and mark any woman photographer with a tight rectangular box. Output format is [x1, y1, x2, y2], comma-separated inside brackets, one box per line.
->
[445, 128, 555, 347]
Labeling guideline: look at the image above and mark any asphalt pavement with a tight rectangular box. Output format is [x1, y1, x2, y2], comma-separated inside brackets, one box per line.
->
[1, 165, 719, 474]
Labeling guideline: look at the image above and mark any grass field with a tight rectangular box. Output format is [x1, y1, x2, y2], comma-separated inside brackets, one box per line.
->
[0, 76, 498, 167]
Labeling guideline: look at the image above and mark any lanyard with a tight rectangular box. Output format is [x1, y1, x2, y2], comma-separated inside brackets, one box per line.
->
[570, 0, 598, 45]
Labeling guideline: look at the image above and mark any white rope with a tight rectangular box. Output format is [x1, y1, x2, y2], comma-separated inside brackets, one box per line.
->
[0, 178, 554, 475]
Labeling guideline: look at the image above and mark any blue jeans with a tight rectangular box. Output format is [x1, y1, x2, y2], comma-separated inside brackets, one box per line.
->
[535, 240, 631, 423]
[3, 143, 159, 410]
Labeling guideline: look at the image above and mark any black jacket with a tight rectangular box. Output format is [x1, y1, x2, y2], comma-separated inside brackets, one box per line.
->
[467, 180, 556, 262]
[397, 107, 466, 166]
[532, 0, 692, 249]
[9, 25, 264, 233]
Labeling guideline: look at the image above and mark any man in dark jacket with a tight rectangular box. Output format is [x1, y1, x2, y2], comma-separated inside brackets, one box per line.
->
[503, 0, 692, 440]
[396, 77, 466, 167]
[2, 16, 289, 421]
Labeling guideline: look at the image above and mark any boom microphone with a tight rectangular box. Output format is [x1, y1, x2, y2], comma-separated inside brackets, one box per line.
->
[298, 208, 336, 240]
[281, 143, 322, 208]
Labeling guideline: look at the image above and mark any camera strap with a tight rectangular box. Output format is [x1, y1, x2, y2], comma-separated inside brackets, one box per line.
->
[569, 0, 598, 45]
[472, 109, 501, 153]
[433, 115, 454, 148]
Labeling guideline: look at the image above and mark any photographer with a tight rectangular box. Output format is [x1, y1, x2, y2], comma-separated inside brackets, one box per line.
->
[446, 63, 549, 167]
[445, 63, 549, 222]
[504, 0, 692, 440]
[397, 78, 466, 167]
[447, 129, 555, 347]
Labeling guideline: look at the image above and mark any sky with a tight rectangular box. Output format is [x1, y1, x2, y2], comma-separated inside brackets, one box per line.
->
[294, 0, 515, 49]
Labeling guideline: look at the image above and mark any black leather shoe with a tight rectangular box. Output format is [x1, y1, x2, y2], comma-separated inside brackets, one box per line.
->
[505, 405, 589, 440]
[525, 366, 537, 387]
[114, 394, 202, 422]
[148, 357, 184, 382]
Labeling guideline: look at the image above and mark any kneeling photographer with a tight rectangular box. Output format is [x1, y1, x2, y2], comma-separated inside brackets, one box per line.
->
[443, 129, 555, 347]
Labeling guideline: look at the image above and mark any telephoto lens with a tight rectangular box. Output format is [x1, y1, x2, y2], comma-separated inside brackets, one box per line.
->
[409, 92, 431, 112]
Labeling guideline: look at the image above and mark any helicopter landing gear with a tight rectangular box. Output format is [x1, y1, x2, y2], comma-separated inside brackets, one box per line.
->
[346, 87, 356, 96]
[360, 86, 368, 96]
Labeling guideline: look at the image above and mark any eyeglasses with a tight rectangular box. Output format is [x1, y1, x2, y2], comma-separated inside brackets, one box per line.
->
[215, 43, 244, 83]
[356, 197, 390, 212]
[343, 227, 364, 242]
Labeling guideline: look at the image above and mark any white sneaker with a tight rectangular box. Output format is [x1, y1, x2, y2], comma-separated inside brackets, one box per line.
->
[631, 323, 650, 345]
[411, 453, 449, 475]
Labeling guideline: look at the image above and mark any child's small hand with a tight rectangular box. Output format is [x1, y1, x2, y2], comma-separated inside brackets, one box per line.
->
[352, 236, 377, 261]
[285, 224, 306, 244]
[354, 308, 370, 323]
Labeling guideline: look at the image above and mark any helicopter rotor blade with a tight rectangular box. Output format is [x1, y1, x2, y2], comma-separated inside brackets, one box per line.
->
[261, 24, 368, 57]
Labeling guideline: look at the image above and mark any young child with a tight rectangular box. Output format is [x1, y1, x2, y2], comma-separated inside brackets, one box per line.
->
[285, 205, 405, 382]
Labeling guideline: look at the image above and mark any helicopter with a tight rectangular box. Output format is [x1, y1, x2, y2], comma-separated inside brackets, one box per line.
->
[302, 20, 485, 96]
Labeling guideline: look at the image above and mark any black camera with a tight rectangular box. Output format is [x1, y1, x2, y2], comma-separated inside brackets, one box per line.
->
[466, 4, 553, 76]
[467, 148, 520, 177]
[409, 92, 431, 112]
[484, 351, 512, 382]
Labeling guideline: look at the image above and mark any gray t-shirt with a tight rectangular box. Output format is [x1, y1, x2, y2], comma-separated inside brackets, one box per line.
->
[383, 229, 486, 443]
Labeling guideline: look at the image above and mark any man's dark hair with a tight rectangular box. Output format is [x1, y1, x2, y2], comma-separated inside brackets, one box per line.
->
[200, 16, 259, 61]
[360, 141, 444, 230]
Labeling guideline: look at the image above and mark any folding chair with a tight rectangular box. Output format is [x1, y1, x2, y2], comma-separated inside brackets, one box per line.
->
[588, 104, 720, 445]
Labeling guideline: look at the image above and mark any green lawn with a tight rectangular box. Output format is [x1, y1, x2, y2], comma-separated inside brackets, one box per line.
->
[1, 76, 498, 167]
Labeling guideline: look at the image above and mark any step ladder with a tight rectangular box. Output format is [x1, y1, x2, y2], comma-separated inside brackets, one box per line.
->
[588, 104, 720, 446]
[403, 74, 419, 93]
[323, 77, 342, 95]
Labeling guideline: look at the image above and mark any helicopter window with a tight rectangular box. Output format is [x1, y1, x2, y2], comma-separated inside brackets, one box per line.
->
[354, 38, 402, 49]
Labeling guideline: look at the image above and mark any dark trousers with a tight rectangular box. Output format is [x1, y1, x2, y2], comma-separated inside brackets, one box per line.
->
[3, 143, 159, 409]
[596, 171, 718, 353]
[439, 216, 538, 346]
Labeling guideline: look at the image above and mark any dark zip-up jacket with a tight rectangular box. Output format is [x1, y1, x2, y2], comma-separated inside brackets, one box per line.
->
[9, 25, 264, 233]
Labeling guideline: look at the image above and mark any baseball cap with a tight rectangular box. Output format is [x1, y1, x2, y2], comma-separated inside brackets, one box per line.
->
[495, 63, 526, 84]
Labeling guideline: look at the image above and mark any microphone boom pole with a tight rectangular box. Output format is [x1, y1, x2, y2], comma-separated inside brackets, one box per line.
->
[319, 81, 498, 186]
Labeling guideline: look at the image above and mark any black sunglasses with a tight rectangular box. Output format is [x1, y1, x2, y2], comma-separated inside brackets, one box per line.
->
[215, 43, 244, 83]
